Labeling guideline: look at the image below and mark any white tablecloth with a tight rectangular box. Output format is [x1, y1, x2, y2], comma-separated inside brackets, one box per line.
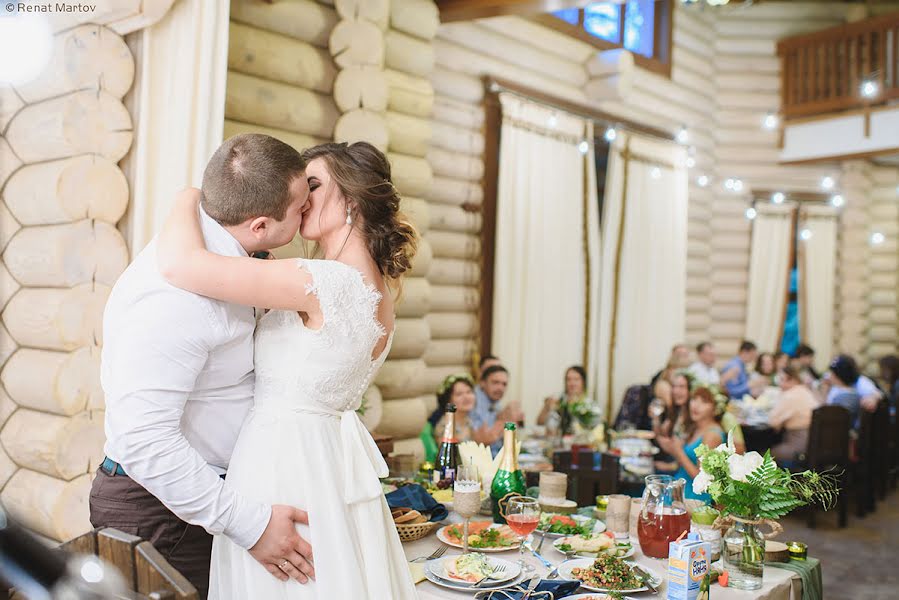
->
[404, 528, 801, 600]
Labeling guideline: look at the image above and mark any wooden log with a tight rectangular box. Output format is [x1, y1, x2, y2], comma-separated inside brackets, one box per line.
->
[360, 383, 383, 432]
[709, 322, 745, 340]
[385, 30, 434, 78]
[0, 262, 20, 312]
[869, 290, 897, 307]
[335, 0, 389, 28]
[329, 19, 384, 68]
[377, 397, 428, 439]
[0, 435, 14, 489]
[229, 0, 337, 48]
[15, 25, 133, 104]
[1, 470, 92, 542]
[388, 152, 433, 198]
[1, 409, 103, 480]
[388, 318, 431, 360]
[430, 67, 483, 103]
[395, 277, 431, 318]
[429, 204, 481, 234]
[3, 221, 128, 288]
[225, 72, 338, 140]
[3, 156, 128, 226]
[427, 147, 484, 182]
[0, 137, 22, 192]
[400, 196, 429, 234]
[477, 16, 595, 64]
[0, 86, 24, 132]
[429, 176, 483, 206]
[334, 66, 389, 113]
[5, 91, 132, 163]
[223, 120, 324, 153]
[3, 284, 110, 351]
[427, 257, 480, 286]
[428, 231, 480, 260]
[390, 437, 425, 462]
[409, 236, 432, 278]
[424, 338, 474, 367]
[869, 325, 896, 343]
[425, 312, 478, 339]
[386, 111, 431, 157]
[1, 347, 100, 416]
[709, 287, 747, 305]
[432, 96, 483, 130]
[390, 0, 440, 40]
[0, 322, 15, 369]
[228, 22, 335, 94]
[385, 69, 433, 118]
[430, 284, 479, 312]
[430, 121, 484, 155]
[333, 109, 389, 151]
[375, 358, 427, 398]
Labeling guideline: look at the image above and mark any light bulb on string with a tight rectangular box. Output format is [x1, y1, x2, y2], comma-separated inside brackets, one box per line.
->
[870, 232, 885, 245]
[821, 176, 835, 190]
[651, 167, 662, 179]
[578, 140, 589, 154]
[697, 175, 709, 187]
[676, 125, 689, 144]
[861, 80, 879, 99]
[830, 194, 844, 208]
[724, 178, 735, 190]
[771, 192, 785, 204]
[733, 179, 744, 192]
[745, 207, 757, 220]
[799, 228, 812, 241]
[604, 127, 617, 142]
[686, 156, 696, 168]
[762, 112, 779, 130]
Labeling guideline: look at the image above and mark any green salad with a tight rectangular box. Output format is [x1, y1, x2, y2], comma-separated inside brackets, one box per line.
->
[538, 513, 596, 535]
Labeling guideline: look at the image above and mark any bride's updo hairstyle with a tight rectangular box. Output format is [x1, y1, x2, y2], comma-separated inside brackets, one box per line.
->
[300, 142, 418, 281]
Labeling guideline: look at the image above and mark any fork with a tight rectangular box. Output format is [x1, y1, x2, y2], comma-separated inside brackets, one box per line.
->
[411, 545, 447, 563]
[474, 563, 507, 588]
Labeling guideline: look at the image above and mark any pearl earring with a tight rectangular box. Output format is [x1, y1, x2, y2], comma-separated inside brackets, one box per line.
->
[345, 206, 353, 225]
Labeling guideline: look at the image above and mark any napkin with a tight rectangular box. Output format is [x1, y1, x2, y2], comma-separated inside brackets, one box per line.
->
[473, 578, 581, 599]
[765, 557, 822, 600]
[386, 484, 449, 522]
[407, 561, 426, 585]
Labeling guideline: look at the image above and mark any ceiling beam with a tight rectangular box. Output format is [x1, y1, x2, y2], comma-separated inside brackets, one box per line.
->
[436, 0, 588, 23]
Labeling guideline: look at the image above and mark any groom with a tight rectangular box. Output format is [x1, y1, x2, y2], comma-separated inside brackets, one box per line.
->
[91, 134, 314, 598]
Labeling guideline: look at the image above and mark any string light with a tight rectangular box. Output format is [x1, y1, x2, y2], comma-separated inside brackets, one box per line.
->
[745, 207, 757, 220]
[604, 127, 617, 142]
[861, 80, 879, 99]
[821, 176, 835, 190]
[676, 125, 689, 144]
[762, 112, 778, 130]
[733, 179, 744, 192]
[771, 192, 785, 204]
[870, 232, 885, 245]
[799, 228, 813, 241]
[830, 194, 845, 208]
[578, 140, 589, 154]
[547, 114, 558, 128]
[651, 167, 662, 179]
[697, 175, 709, 187]
[686, 156, 696, 168]
[724, 178, 735, 190]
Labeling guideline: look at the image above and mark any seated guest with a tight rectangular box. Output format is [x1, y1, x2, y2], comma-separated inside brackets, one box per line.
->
[537, 365, 587, 434]
[422, 373, 476, 462]
[432, 373, 477, 445]
[688, 342, 720, 386]
[773, 351, 789, 384]
[749, 352, 776, 397]
[768, 366, 819, 463]
[653, 371, 692, 438]
[471, 365, 523, 455]
[721, 340, 758, 399]
[822, 355, 863, 429]
[478, 354, 502, 379]
[878, 355, 899, 410]
[793, 344, 820, 385]
[656, 387, 725, 502]
[650, 343, 691, 389]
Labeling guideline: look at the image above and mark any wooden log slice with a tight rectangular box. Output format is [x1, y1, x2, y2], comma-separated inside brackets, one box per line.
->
[3, 284, 110, 351]
[329, 19, 384, 69]
[333, 66, 389, 113]
[2, 347, 100, 416]
[1, 409, 104, 480]
[333, 109, 389, 151]
[335, 0, 389, 29]
[0, 470, 92, 542]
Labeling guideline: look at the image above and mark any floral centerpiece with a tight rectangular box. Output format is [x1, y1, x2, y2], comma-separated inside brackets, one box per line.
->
[693, 433, 839, 590]
[567, 397, 602, 430]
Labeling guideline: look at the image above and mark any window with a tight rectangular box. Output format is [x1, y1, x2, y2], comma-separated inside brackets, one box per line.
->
[544, 0, 672, 76]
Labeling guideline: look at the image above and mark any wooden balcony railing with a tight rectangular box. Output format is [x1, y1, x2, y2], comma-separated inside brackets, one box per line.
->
[777, 13, 899, 119]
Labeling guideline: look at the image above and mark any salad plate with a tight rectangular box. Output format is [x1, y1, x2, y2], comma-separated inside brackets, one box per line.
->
[427, 554, 520, 587]
[559, 556, 662, 594]
[553, 534, 635, 558]
[424, 555, 524, 591]
[537, 513, 606, 538]
[436, 521, 518, 552]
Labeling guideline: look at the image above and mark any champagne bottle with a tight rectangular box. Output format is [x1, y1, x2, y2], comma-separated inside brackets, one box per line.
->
[490, 422, 526, 523]
[433, 404, 462, 485]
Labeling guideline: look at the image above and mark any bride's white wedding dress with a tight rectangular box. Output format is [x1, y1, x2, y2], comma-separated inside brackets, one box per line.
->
[209, 259, 417, 600]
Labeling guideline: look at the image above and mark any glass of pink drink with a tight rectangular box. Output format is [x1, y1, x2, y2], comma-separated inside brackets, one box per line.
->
[506, 496, 540, 572]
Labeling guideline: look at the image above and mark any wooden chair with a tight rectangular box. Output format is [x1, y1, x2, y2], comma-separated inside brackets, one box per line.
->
[5, 528, 199, 600]
[854, 407, 877, 518]
[804, 405, 850, 528]
[870, 400, 890, 501]
[552, 449, 620, 507]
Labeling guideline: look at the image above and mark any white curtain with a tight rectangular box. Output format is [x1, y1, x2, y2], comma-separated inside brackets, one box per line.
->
[745, 203, 794, 351]
[799, 205, 838, 373]
[596, 132, 688, 419]
[126, 0, 230, 251]
[491, 93, 601, 423]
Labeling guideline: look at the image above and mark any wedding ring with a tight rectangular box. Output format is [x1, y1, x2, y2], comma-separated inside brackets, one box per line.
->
[279, 559, 290, 570]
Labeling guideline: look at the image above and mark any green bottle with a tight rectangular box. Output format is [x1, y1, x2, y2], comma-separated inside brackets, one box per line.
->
[490, 422, 527, 523]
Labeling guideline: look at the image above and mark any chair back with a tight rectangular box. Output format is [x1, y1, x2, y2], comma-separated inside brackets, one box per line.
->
[552, 450, 620, 506]
[613, 384, 652, 431]
[806, 405, 850, 469]
[871, 400, 890, 495]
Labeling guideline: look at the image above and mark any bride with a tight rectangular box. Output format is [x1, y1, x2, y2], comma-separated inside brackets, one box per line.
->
[157, 141, 419, 599]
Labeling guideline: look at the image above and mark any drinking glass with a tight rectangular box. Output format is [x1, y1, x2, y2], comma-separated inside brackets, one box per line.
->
[453, 465, 481, 554]
[506, 496, 540, 572]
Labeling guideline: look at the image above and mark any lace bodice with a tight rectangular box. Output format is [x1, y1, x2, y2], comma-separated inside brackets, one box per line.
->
[253, 259, 392, 414]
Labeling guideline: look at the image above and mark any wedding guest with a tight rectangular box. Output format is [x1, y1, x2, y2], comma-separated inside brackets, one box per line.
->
[656, 387, 725, 502]
[878, 355, 899, 409]
[536, 366, 587, 433]
[793, 344, 820, 384]
[749, 352, 776, 397]
[650, 343, 691, 389]
[471, 365, 522, 454]
[432, 374, 477, 445]
[822, 355, 863, 429]
[653, 371, 692, 438]
[768, 366, 819, 463]
[688, 342, 720, 386]
[721, 340, 758, 399]
[478, 354, 502, 379]
[773, 351, 789, 383]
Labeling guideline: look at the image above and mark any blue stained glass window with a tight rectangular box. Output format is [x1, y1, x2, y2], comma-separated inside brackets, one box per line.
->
[552, 8, 580, 25]
[781, 268, 800, 356]
[623, 0, 655, 58]
[583, 3, 621, 44]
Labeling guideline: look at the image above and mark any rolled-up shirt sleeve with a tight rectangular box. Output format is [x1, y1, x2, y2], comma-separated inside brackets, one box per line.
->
[102, 293, 270, 549]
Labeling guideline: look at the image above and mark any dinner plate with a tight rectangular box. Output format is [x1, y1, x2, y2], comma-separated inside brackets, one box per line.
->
[423, 558, 525, 591]
[537, 514, 607, 539]
[435, 522, 518, 552]
[564, 594, 641, 600]
[558, 558, 662, 594]
[426, 555, 521, 587]
[552, 536, 636, 559]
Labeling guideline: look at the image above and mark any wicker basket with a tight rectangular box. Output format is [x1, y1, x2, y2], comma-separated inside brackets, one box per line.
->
[395, 520, 440, 542]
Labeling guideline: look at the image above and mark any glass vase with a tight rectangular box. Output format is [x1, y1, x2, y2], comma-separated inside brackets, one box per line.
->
[722, 516, 765, 590]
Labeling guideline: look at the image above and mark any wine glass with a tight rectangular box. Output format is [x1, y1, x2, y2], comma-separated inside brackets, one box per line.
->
[453, 465, 481, 554]
[506, 496, 540, 572]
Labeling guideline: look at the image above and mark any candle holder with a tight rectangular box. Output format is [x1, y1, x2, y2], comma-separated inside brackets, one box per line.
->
[786, 541, 807, 560]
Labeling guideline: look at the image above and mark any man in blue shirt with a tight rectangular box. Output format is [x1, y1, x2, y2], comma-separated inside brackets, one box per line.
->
[721, 340, 758, 399]
[470, 364, 522, 455]
[822, 354, 885, 428]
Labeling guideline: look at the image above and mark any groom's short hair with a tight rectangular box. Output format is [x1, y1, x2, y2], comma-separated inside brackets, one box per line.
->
[201, 133, 306, 226]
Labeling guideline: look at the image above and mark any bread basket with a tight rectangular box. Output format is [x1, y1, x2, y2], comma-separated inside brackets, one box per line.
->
[395, 519, 440, 542]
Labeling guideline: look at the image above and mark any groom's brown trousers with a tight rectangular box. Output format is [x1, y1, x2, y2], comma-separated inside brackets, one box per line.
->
[89, 467, 213, 599]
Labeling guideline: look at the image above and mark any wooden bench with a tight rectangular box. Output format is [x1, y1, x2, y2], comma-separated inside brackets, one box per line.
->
[6, 528, 198, 600]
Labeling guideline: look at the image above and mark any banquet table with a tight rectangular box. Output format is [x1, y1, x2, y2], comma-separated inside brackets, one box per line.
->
[404, 524, 804, 600]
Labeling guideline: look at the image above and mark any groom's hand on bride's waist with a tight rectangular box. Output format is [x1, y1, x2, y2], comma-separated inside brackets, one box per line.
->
[249, 505, 315, 584]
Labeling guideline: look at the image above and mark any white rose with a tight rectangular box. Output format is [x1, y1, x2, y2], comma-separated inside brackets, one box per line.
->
[727, 451, 764, 482]
[693, 470, 713, 494]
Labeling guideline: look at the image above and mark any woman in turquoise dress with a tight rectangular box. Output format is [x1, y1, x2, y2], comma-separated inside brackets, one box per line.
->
[656, 387, 725, 503]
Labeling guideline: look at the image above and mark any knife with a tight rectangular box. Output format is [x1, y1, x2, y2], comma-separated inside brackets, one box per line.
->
[521, 577, 541, 600]
[524, 542, 553, 569]
[632, 565, 660, 594]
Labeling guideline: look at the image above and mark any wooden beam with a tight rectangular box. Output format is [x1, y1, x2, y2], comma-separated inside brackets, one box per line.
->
[436, 0, 584, 23]
[479, 86, 503, 360]
[779, 146, 899, 165]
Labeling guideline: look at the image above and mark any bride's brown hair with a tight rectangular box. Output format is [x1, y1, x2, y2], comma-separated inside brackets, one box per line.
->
[300, 142, 418, 281]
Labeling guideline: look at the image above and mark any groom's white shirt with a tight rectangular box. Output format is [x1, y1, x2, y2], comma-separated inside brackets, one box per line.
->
[102, 206, 270, 549]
